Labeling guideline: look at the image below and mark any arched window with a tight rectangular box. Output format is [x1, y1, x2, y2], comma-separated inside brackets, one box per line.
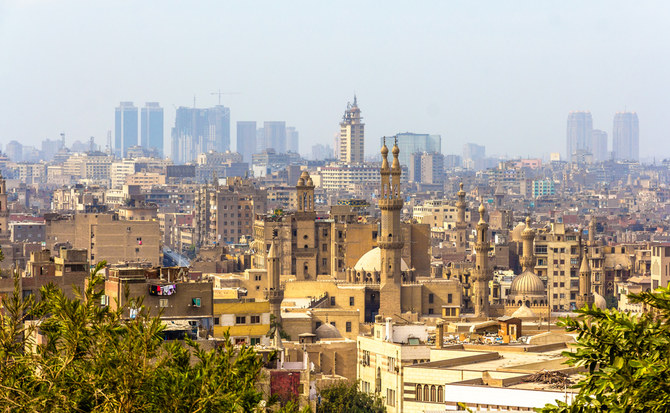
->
[416, 385, 422, 401]
[431, 385, 436, 401]
[423, 385, 429, 401]
[437, 386, 444, 402]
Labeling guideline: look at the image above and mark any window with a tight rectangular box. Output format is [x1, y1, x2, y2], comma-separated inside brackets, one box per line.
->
[315, 321, 321, 329]
[235, 316, 246, 324]
[428, 293, 434, 304]
[213, 317, 219, 325]
[416, 385, 422, 401]
[387, 356, 396, 372]
[330, 296, 336, 306]
[250, 337, 261, 345]
[322, 258, 327, 267]
[159, 299, 168, 308]
[428, 308, 434, 315]
[191, 297, 201, 307]
[448, 293, 453, 304]
[535, 245, 547, 254]
[250, 315, 260, 324]
[349, 296, 355, 306]
[254, 274, 262, 281]
[346, 321, 352, 332]
[386, 389, 396, 406]
[322, 243, 328, 252]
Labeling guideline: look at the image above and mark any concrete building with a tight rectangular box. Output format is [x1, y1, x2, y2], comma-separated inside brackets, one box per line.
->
[384, 133, 441, 170]
[236, 121, 257, 163]
[651, 243, 670, 290]
[591, 129, 608, 162]
[263, 121, 287, 154]
[171, 105, 231, 164]
[339, 96, 364, 164]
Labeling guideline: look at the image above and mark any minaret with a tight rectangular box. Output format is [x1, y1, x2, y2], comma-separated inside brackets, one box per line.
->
[0, 172, 9, 240]
[588, 217, 597, 246]
[296, 170, 315, 214]
[265, 238, 284, 347]
[520, 217, 535, 272]
[295, 171, 316, 280]
[378, 137, 404, 319]
[471, 202, 491, 318]
[576, 247, 594, 308]
[455, 183, 467, 253]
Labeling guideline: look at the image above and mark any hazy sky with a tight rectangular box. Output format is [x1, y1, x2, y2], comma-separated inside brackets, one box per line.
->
[1, 1, 669, 160]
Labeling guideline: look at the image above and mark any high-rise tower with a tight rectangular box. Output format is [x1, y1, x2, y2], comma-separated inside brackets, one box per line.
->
[378, 138, 403, 318]
[236, 121, 257, 164]
[613, 112, 639, 161]
[115, 102, 138, 157]
[566, 111, 593, 162]
[471, 202, 491, 318]
[455, 183, 468, 253]
[141, 102, 164, 156]
[339, 96, 364, 164]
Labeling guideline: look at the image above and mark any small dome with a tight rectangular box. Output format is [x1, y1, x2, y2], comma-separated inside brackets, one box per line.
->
[392, 143, 400, 155]
[306, 177, 313, 186]
[593, 292, 607, 310]
[354, 247, 409, 272]
[300, 170, 310, 179]
[315, 323, 342, 339]
[479, 203, 486, 215]
[381, 144, 389, 156]
[510, 270, 545, 296]
[512, 303, 536, 319]
[297, 178, 305, 186]
[457, 182, 465, 196]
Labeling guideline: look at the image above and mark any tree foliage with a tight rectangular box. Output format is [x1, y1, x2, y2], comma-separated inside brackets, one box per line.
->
[0, 262, 296, 412]
[539, 287, 670, 412]
[316, 381, 385, 413]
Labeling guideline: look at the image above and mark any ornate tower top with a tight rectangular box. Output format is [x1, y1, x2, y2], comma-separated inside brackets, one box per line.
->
[478, 202, 487, 225]
[520, 216, 536, 272]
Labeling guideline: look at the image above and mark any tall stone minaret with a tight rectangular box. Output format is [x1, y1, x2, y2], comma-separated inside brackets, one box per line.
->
[295, 171, 316, 280]
[378, 138, 404, 319]
[471, 202, 491, 318]
[577, 247, 594, 309]
[0, 173, 8, 240]
[520, 216, 535, 272]
[265, 238, 284, 347]
[455, 183, 467, 253]
[588, 217, 597, 246]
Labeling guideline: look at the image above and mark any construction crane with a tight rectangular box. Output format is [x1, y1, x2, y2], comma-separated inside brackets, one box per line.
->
[210, 89, 240, 105]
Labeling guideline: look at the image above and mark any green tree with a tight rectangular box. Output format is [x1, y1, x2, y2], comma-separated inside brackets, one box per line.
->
[316, 381, 386, 413]
[539, 287, 670, 413]
[0, 262, 300, 412]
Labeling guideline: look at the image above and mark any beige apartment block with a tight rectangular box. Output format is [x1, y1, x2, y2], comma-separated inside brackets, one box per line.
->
[339, 96, 364, 164]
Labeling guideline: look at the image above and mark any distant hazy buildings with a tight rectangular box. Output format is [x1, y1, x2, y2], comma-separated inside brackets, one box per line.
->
[263, 121, 287, 153]
[141, 103, 164, 157]
[566, 111, 593, 162]
[409, 152, 444, 184]
[387, 132, 441, 168]
[115, 102, 138, 157]
[236, 121, 257, 164]
[171, 105, 230, 164]
[286, 126, 299, 154]
[613, 112, 639, 161]
[5, 141, 23, 162]
[311, 144, 333, 161]
[339, 96, 364, 164]
[462, 143, 486, 169]
[591, 129, 608, 162]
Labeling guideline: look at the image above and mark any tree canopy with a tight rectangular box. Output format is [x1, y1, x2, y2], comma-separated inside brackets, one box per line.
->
[0, 262, 293, 412]
[316, 381, 386, 413]
[540, 287, 670, 412]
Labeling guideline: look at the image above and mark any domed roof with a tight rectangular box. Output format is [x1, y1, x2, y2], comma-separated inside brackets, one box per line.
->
[381, 143, 389, 155]
[512, 303, 536, 319]
[354, 247, 409, 273]
[509, 270, 545, 297]
[593, 291, 607, 310]
[315, 323, 342, 339]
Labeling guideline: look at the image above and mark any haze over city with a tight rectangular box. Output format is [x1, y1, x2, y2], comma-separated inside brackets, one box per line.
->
[2, 0, 669, 160]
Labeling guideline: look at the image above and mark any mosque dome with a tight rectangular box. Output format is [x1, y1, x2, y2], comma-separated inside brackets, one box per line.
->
[306, 177, 313, 186]
[381, 144, 389, 156]
[315, 323, 342, 339]
[512, 303, 536, 319]
[354, 247, 409, 273]
[297, 178, 305, 186]
[509, 270, 545, 297]
[593, 291, 607, 310]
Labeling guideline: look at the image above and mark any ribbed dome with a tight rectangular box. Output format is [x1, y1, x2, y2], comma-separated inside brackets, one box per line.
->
[315, 323, 342, 339]
[593, 292, 607, 310]
[509, 270, 545, 296]
[354, 247, 409, 272]
[512, 303, 536, 319]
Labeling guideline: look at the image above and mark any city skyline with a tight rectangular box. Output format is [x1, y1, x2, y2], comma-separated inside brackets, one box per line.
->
[1, 1, 669, 160]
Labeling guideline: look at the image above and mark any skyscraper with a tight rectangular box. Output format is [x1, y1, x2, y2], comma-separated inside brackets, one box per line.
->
[384, 132, 441, 168]
[115, 102, 138, 157]
[236, 121, 257, 163]
[339, 96, 364, 164]
[263, 121, 287, 153]
[141, 102, 164, 156]
[170, 105, 230, 164]
[566, 111, 593, 162]
[286, 126, 299, 153]
[591, 129, 608, 162]
[613, 112, 639, 161]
